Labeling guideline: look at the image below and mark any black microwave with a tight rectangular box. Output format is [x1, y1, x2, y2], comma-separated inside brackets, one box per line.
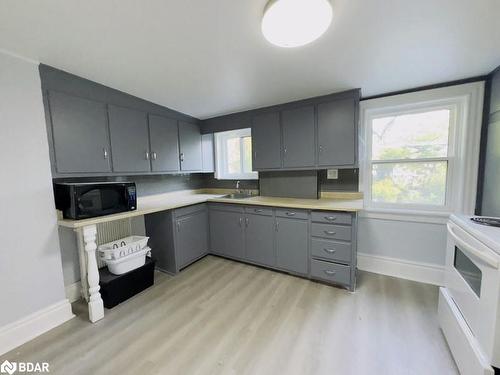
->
[54, 182, 137, 220]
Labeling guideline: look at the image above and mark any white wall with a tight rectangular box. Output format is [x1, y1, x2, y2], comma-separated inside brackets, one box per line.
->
[0, 50, 72, 353]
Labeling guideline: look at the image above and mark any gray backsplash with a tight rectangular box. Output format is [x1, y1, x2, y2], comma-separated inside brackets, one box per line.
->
[53, 174, 206, 197]
[259, 171, 318, 198]
[53, 169, 357, 199]
[319, 169, 359, 192]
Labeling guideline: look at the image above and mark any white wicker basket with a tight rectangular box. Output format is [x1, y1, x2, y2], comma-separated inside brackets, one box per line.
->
[98, 236, 149, 261]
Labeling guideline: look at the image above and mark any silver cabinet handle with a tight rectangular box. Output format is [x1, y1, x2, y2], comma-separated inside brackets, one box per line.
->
[245, 217, 249, 227]
[176, 222, 181, 232]
[319, 145, 323, 153]
[180, 152, 184, 162]
[324, 270, 336, 276]
[151, 152, 157, 160]
[103, 148, 108, 159]
[324, 248, 336, 254]
[283, 147, 287, 154]
[239, 217, 243, 227]
[325, 216, 337, 221]
[285, 212, 296, 216]
[275, 221, 279, 231]
[254, 208, 263, 213]
[324, 230, 336, 235]
[145, 151, 150, 160]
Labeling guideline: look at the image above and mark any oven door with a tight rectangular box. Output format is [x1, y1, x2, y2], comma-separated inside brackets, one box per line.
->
[445, 220, 500, 363]
[75, 184, 130, 219]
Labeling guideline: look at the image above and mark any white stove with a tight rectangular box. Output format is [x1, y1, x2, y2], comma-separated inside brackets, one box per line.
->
[439, 214, 500, 375]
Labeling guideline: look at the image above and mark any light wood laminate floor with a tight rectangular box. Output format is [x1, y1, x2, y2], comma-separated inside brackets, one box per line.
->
[1, 256, 458, 375]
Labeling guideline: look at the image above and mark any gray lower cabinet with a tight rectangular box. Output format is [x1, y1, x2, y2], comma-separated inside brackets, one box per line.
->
[252, 112, 282, 169]
[175, 208, 209, 268]
[149, 114, 180, 172]
[244, 213, 275, 267]
[276, 216, 308, 275]
[145, 203, 208, 274]
[282, 105, 316, 168]
[310, 210, 357, 291]
[108, 104, 151, 173]
[179, 121, 203, 171]
[317, 98, 356, 167]
[48, 91, 111, 173]
[209, 207, 245, 259]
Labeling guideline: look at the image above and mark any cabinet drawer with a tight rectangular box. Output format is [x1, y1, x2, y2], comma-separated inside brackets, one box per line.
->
[175, 203, 207, 218]
[311, 223, 351, 241]
[275, 208, 308, 220]
[245, 206, 273, 216]
[310, 259, 351, 285]
[209, 203, 244, 213]
[311, 211, 352, 225]
[311, 239, 352, 263]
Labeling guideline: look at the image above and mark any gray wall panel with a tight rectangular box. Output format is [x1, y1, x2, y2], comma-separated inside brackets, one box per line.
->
[481, 68, 500, 216]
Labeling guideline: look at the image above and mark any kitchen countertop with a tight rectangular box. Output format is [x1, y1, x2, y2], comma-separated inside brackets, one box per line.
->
[210, 195, 363, 212]
[57, 190, 363, 229]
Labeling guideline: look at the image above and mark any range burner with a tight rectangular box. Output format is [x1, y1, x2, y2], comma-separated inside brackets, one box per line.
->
[471, 217, 500, 228]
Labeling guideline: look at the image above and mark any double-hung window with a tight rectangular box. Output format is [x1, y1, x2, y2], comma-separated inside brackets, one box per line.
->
[214, 128, 257, 180]
[360, 83, 484, 214]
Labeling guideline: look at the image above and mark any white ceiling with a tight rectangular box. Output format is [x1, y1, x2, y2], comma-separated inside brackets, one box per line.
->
[0, 0, 499, 119]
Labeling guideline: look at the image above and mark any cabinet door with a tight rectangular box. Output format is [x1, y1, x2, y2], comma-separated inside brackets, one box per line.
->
[209, 209, 245, 259]
[176, 210, 208, 268]
[108, 105, 151, 173]
[49, 91, 111, 173]
[276, 217, 308, 275]
[179, 121, 203, 171]
[252, 112, 282, 170]
[201, 133, 215, 172]
[282, 106, 315, 168]
[149, 114, 180, 172]
[245, 213, 275, 266]
[317, 98, 356, 166]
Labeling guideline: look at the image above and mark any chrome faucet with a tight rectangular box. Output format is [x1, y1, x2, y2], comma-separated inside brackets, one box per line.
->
[236, 180, 241, 193]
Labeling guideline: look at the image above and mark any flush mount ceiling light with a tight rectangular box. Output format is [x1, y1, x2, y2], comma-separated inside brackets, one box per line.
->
[261, 0, 333, 48]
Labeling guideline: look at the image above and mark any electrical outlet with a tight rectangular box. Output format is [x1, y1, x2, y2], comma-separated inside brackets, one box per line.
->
[327, 169, 338, 179]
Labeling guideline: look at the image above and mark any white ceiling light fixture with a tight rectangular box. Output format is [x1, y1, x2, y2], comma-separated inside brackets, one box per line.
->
[261, 0, 333, 48]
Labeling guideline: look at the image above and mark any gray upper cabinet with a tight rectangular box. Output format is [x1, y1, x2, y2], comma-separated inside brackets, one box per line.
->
[282, 106, 315, 168]
[209, 207, 245, 259]
[175, 209, 209, 268]
[48, 91, 111, 173]
[108, 105, 151, 173]
[201, 133, 215, 172]
[252, 112, 282, 170]
[276, 216, 308, 275]
[149, 114, 180, 172]
[317, 98, 356, 166]
[178, 121, 203, 171]
[245, 213, 275, 267]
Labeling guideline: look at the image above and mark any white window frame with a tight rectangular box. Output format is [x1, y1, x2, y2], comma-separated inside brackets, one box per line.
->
[214, 128, 258, 180]
[359, 82, 484, 218]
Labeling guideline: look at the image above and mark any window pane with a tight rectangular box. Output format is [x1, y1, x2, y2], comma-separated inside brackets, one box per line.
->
[226, 137, 241, 174]
[372, 109, 450, 160]
[242, 136, 253, 173]
[372, 161, 447, 205]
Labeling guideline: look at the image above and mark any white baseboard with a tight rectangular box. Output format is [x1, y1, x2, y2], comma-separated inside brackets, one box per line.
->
[357, 253, 445, 286]
[0, 300, 74, 356]
[65, 281, 82, 303]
